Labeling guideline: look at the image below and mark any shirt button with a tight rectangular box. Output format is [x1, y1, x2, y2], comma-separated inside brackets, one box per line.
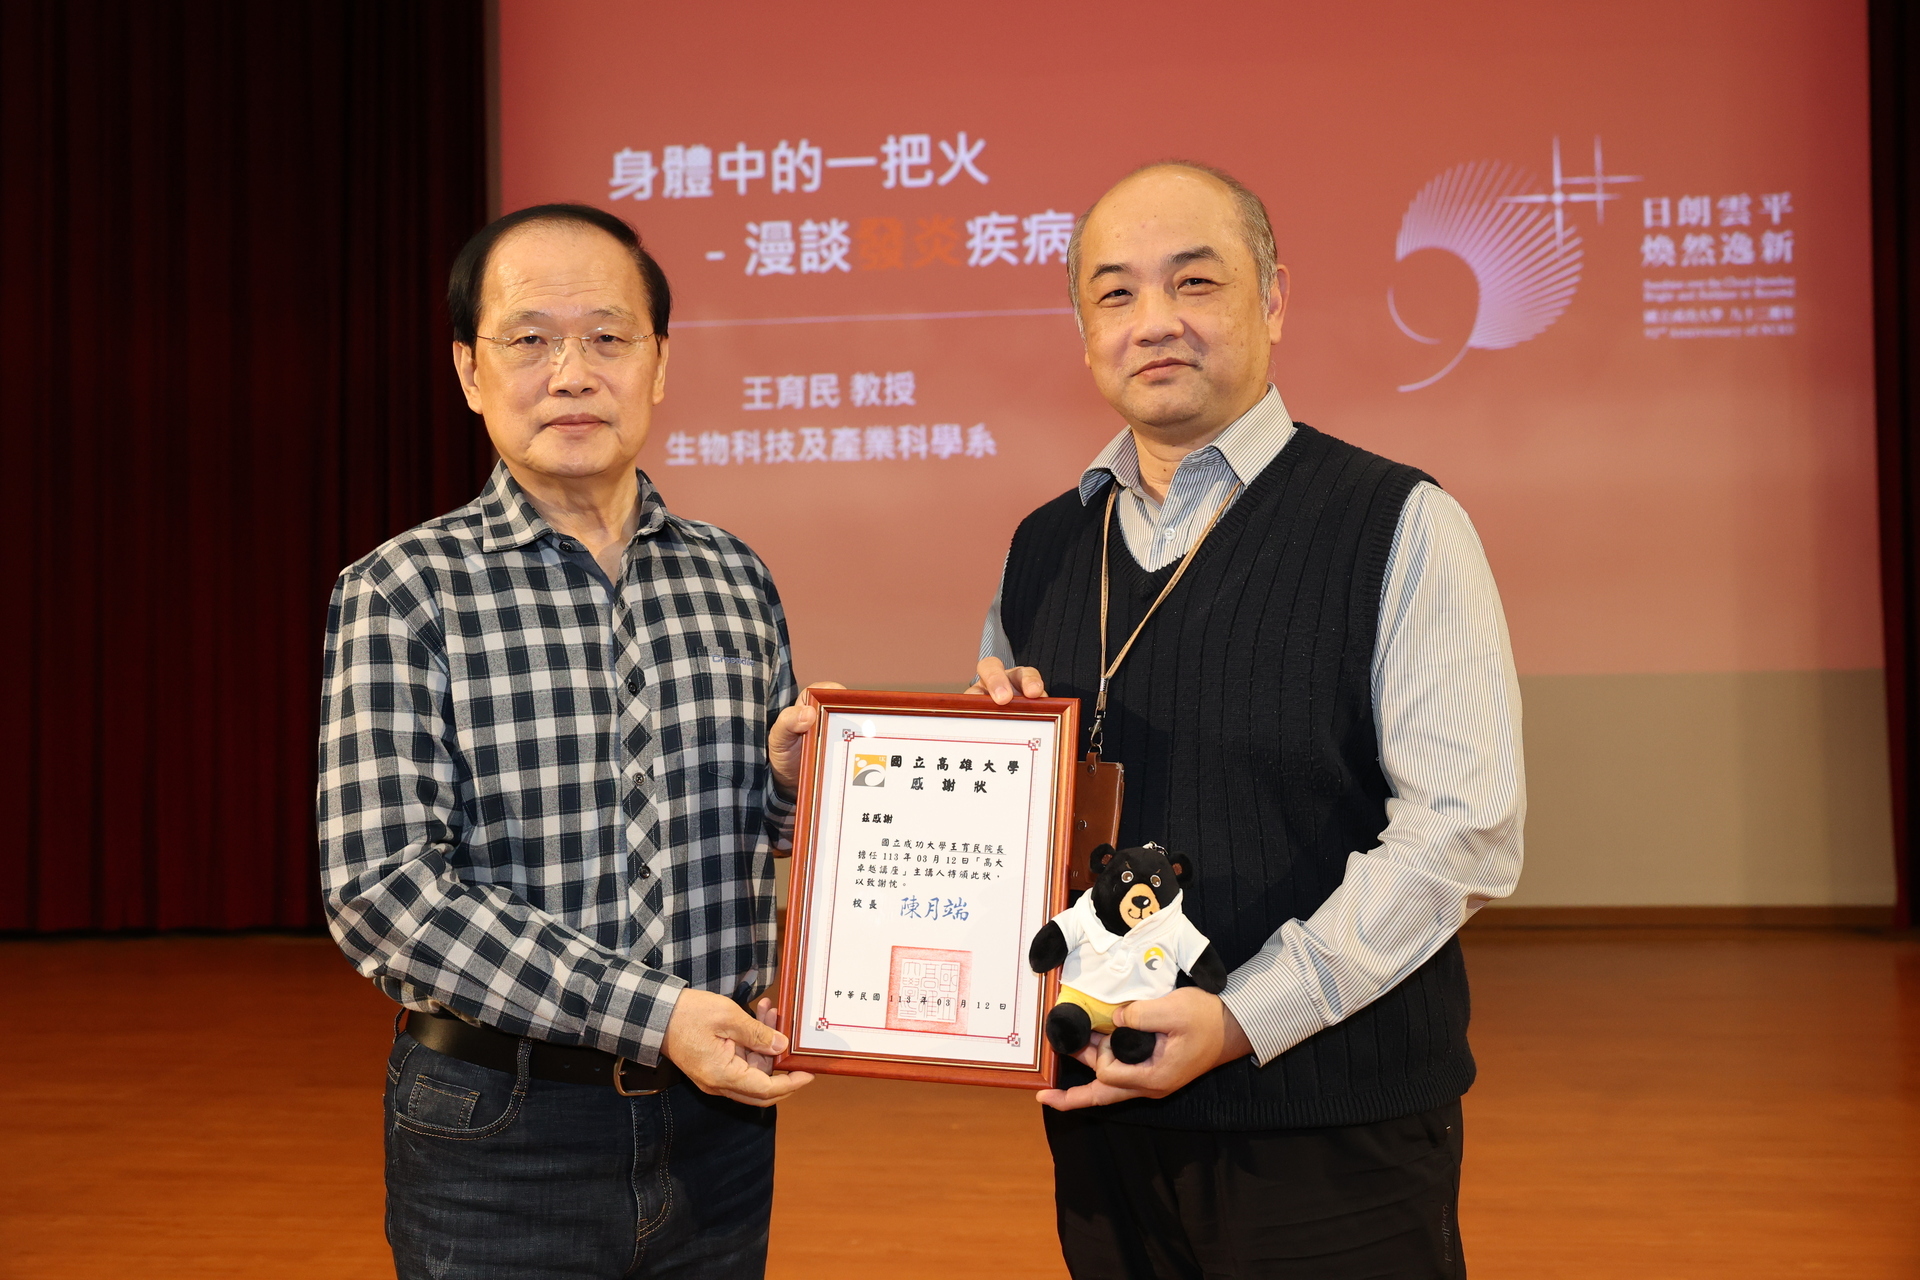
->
[631, 773, 643, 789]
[559, 539, 577, 552]
[627, 676, 639, 694]
[637, 865, 653, 880]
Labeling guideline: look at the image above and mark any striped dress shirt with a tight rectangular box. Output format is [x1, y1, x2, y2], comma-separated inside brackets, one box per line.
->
[981, 386, 1525, 1065]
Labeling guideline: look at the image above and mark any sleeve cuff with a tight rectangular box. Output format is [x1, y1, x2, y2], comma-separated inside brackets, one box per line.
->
[591, 962, 688, 1065]
[1219, 947, 1328, 1066]
[764, 781, 798, 851]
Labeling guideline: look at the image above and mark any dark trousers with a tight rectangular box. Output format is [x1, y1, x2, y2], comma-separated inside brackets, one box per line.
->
[1045, 1101, 1465, 1280]
[383, 1031, 776, 1279]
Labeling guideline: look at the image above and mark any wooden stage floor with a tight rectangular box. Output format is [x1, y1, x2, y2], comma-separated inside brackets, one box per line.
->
[1, 926, 1914, 1278]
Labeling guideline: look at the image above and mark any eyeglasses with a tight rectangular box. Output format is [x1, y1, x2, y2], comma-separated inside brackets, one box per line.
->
[475, 327, 659, 369]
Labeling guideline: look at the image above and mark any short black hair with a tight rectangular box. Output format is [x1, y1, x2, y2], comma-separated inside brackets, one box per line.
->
[447, 203, 671, 345]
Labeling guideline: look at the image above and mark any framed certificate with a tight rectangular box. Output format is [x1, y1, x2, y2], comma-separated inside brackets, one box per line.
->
[774, 688, 1079, 1088]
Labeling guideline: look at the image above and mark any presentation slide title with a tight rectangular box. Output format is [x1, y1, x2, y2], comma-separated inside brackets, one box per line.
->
[499, 0, 1876, 686]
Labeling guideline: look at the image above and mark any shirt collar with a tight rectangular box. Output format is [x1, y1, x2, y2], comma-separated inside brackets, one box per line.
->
[1070, 890, 1121, 953]
[1077, 384, 1295, 506]
[1123, 892, 1189, 944]
[1069, 884, 1187, 952]
[476, 460, 686, 554]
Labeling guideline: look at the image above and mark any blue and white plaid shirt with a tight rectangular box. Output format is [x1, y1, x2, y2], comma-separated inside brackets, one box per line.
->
[319, 462, 795, 1065]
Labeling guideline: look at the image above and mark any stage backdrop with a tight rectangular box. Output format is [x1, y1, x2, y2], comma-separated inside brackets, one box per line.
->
[498, 0, 1894, 909]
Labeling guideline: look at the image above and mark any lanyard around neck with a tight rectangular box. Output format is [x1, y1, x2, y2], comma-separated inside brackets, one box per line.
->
[1089, 478, 1241, 755]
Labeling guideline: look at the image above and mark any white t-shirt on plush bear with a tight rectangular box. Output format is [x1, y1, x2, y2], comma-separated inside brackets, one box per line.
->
[1053, 889, 1212, 1006]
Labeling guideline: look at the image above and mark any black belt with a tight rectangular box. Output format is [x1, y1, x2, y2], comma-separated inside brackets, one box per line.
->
[406, 1009, 679, 1096]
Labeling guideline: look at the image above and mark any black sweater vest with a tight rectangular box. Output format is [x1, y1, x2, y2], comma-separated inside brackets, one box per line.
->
[1001, 424, 1475, 1130]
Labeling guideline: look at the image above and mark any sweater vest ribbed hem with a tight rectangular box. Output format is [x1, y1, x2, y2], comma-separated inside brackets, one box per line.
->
[1107, 1048, 1478, 1132]
[1000, 423, 1474, 1131]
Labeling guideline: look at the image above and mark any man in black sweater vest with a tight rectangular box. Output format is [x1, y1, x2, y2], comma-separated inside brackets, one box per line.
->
[970, 163, 1524, 1277]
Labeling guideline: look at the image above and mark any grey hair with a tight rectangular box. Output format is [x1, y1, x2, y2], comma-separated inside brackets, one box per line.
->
[1064, 160, 1278, 313]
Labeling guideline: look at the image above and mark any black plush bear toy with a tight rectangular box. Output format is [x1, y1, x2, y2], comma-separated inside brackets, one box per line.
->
[1027, 842, 1227, 1064]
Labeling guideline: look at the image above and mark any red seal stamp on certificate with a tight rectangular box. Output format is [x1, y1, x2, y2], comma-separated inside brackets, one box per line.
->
[886, 946, 971, 1034]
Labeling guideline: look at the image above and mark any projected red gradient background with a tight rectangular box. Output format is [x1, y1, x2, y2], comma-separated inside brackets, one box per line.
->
[497, 0, 1877, 686]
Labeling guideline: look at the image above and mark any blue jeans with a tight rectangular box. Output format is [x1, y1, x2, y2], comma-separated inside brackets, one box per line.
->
[384, 1031, 776, 1279]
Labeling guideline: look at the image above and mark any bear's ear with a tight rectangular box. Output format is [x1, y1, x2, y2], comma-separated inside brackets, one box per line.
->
[1166, 849, 1193, 886]
[1089, 843, 1118, 877]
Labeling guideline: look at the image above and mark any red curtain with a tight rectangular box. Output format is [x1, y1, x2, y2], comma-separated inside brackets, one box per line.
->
[1872, 0, 1919, 932]
[0, 2, 492, 930]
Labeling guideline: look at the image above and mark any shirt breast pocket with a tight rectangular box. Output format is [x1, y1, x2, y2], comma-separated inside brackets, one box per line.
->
[694, 642, 772, 786]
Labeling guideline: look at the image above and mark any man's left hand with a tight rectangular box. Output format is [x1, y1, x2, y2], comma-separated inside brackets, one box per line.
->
[1037, 987, 1252, 1111]
[663, 988, 814, 1107]
[768, 682, 847, 800]
[741, 997, 785, 1074]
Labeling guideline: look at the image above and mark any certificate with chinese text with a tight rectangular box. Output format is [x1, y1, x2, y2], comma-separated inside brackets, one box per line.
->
[774, 689, 1077, 1088]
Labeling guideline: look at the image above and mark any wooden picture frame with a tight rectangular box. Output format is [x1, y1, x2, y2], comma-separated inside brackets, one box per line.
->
[773, 688, 1078, 1089]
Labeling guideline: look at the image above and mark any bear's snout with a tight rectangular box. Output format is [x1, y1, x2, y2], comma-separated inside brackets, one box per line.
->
[1120, 890, 1160, 925]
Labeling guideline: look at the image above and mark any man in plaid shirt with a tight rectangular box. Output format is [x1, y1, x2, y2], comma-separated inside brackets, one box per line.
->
[320, 204, 823, 1278]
